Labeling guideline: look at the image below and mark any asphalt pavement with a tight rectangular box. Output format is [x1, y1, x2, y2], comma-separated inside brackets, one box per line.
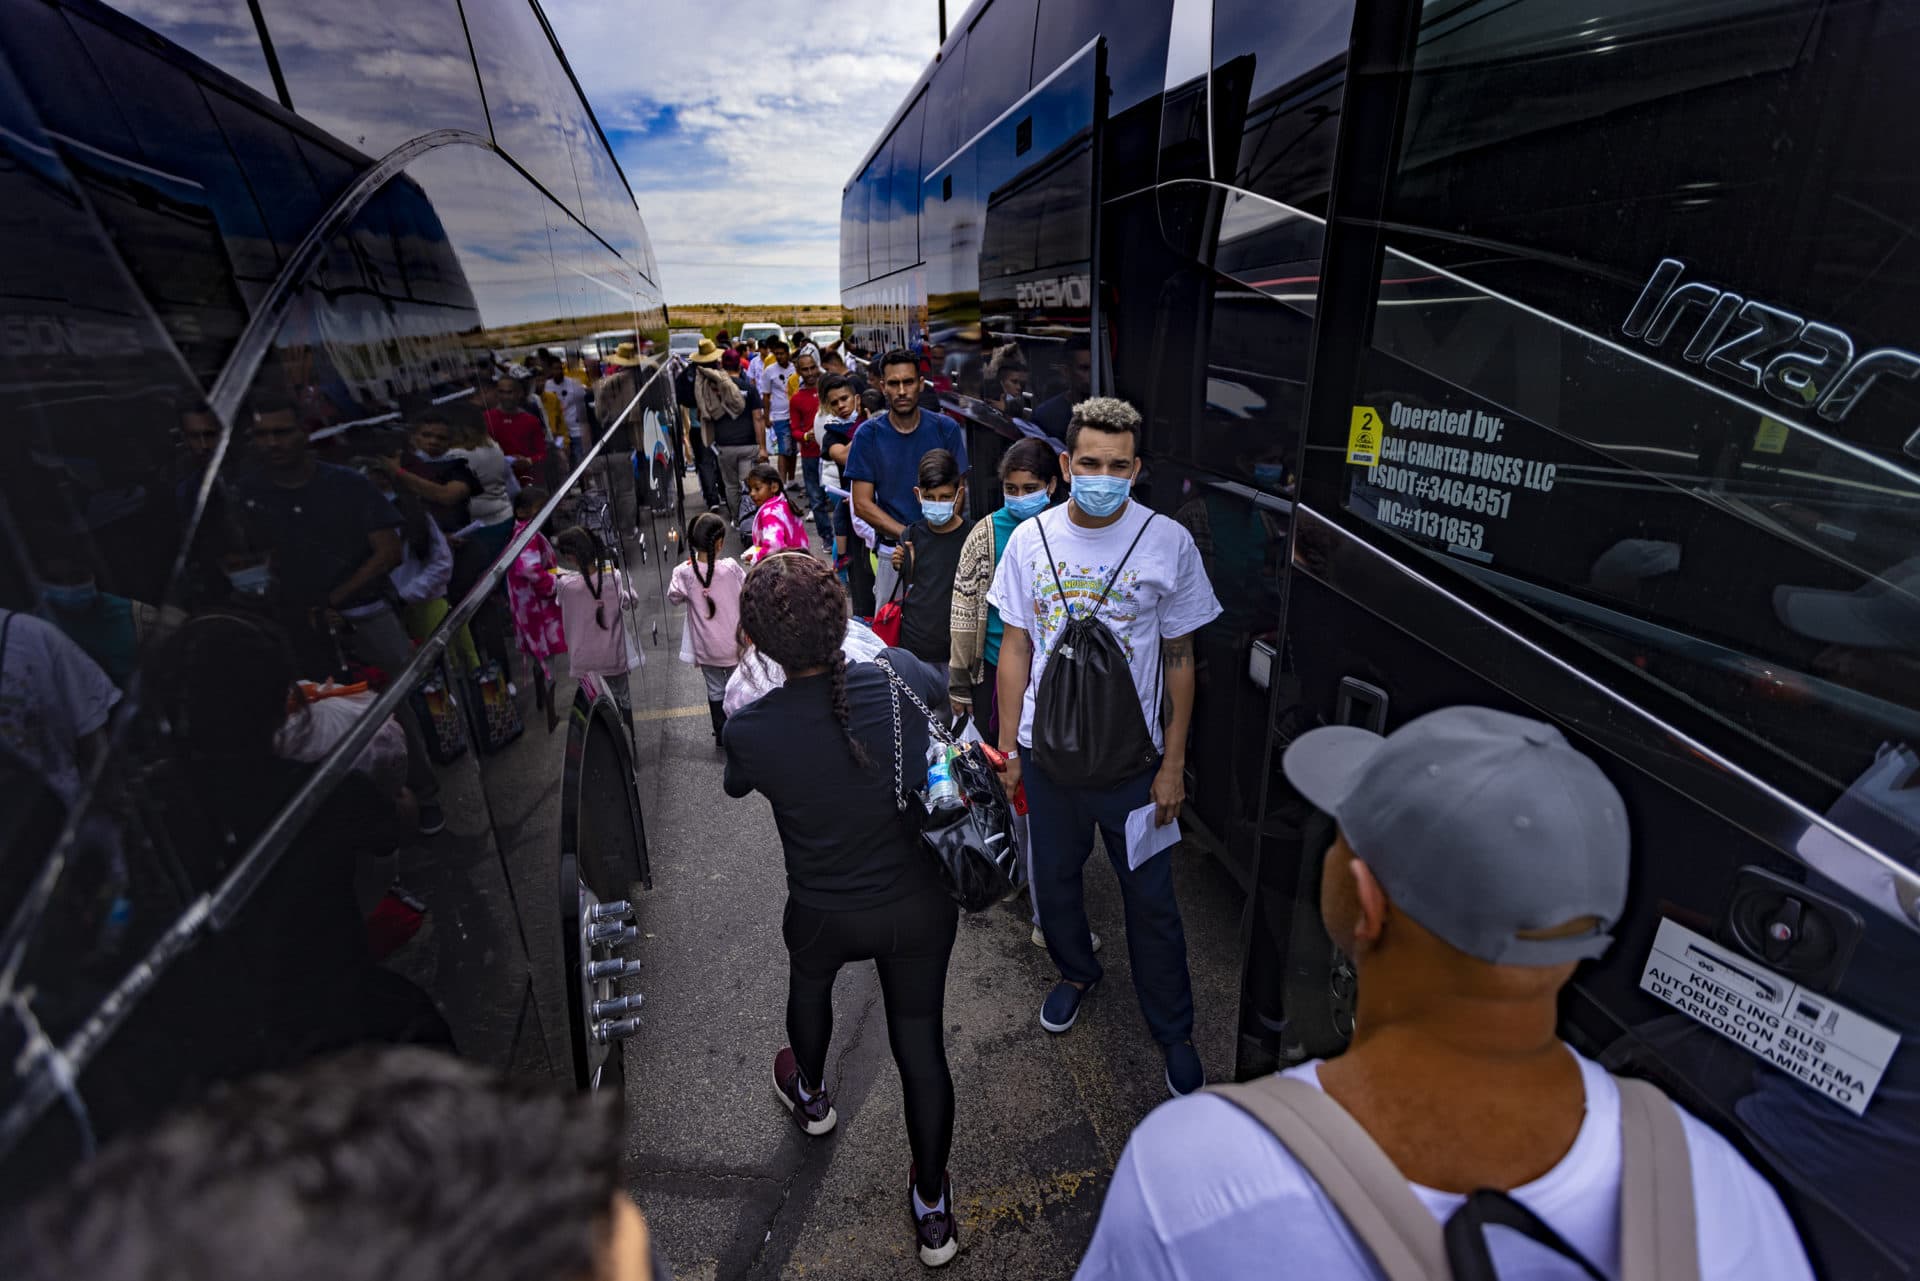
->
[615, 495, 1246, 1281]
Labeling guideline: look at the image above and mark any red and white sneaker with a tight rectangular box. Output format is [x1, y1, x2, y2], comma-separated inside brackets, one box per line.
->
[910, 1168, 959, 1267]
[771, 1046, 836, 1136]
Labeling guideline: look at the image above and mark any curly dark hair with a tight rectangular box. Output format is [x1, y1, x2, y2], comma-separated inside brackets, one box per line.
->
[739, 553, 867, 767]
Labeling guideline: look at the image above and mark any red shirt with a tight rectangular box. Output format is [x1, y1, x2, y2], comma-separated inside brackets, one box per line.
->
[789, 386, 821, 458]
[485, 408, 547, 479]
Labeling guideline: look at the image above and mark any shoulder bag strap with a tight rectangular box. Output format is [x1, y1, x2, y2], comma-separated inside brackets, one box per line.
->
[1615, 1077, 1700, 1281]
[1205, 1077, 1449, 1281]
[881, 655, 907, 811]
[874, 655, 953, 747]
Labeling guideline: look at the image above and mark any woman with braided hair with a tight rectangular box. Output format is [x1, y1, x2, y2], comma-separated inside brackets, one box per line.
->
[720, 552, 964, 1268]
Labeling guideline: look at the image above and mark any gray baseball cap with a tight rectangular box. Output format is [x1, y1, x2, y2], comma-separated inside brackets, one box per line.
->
[1282, 706, 1629, 966]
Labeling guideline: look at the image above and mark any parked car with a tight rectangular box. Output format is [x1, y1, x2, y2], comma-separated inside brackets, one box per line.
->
[668, 330, 702, 358]
[737, 322, 784, 348]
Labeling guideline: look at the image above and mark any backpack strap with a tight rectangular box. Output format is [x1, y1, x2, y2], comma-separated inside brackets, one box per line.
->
[1091, 511, 1156, 614]
[1615, 1077, 1700, 1281]
[1034, 511, 1073, 621]
[1034, 508, 1157, 625]
[1205, 1076, 1448, 1281]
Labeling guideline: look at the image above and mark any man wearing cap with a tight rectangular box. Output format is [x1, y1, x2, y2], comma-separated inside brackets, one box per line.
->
[1074, 706, 1812, 1280]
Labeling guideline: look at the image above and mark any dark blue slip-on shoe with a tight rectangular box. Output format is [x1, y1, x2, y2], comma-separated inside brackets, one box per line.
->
[1039, 979, 1096, 1033]
[1164, 1040, 1205, 1097]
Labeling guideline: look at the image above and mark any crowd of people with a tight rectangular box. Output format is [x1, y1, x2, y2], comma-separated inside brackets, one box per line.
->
[6, 336, 1819, 1281]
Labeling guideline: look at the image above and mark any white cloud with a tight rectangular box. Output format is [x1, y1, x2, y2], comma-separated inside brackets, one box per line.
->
[544, 0, 963, 304]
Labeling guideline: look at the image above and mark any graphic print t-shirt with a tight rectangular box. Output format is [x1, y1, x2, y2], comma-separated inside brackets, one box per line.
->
[759, 361, 796, 420]
[988, 501, 1221, 753]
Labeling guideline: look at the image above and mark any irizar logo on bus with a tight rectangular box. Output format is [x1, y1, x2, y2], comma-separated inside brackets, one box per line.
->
[1623, 258, 1920, 423]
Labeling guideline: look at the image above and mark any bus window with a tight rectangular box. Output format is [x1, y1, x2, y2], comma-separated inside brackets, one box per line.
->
[889, 96, 926, 272]
[107, 0, 279, 100]
[1209, 0, 1351, 205]
[961, 0, 1040, 142]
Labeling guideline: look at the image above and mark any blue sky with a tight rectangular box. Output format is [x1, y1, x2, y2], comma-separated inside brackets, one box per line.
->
[545, 0, 954, 305]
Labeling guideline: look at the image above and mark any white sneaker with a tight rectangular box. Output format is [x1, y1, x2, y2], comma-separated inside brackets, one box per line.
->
[1031, 924, 1101, 952]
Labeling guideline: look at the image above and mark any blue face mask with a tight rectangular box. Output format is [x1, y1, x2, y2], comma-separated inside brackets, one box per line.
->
[43, 581, 98, 610]
[226, 564, 273, 596]
[1253, 462, 1286, 486]
[1004, 490, 1050, 520]
[921, 498, 956, 525]
[1070, 473, 1132, 518]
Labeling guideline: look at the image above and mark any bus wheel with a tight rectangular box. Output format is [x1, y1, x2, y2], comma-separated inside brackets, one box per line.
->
[560, 850, 641, 1093]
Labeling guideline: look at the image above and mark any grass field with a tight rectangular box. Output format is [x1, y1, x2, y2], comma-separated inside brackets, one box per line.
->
[483, 304, 845, 350]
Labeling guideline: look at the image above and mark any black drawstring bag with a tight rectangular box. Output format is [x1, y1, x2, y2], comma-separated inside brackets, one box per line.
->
[1030, 514, 1159, 790]
[876, 655, 1024, 912]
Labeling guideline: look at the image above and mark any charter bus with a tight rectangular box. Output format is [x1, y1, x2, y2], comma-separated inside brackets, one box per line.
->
[0, 0, 679, 1198]
[845, 0, 1920, 1273]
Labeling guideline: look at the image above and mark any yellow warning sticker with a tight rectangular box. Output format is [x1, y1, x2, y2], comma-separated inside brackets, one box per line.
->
[1754, 415, 1790, 455]
[1347, 405, 1383, 466]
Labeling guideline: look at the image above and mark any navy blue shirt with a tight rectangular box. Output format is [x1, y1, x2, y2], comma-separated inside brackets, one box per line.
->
[844, 409, 969, 532]
[237, 462, 402, 610]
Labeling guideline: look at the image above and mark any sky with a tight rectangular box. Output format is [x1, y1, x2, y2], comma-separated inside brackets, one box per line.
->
[544, 0, 955, 306]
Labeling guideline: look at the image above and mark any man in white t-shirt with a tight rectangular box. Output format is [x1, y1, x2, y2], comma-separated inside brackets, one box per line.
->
[1074, 706, 1816, 1281]
[757, 338, 798, 489]
[541, 350, 590, 455]
[989, 397, 1222, 1097]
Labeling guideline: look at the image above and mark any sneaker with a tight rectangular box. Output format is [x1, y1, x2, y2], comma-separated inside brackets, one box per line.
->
[1164, 1041, 1205, 1097]
[1039, 979, 1095, 1034]
[416, 803, 446, 836]
[1030, 924, 1101, 953]
[771, 1046, 837, 1136]
[909, 1168, 959, 1267]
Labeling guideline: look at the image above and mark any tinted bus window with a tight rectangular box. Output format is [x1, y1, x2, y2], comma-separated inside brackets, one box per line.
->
[889, 96, 926, 271]
[107, 0, 279, 100]
[466, 0, 587, 217]
[866, 137, 894, 279]
[840, 183, 863, 289]
[1303, 5, 1920, 1269]
[255, 0, 488, 156]
[961, 0, 1039, 142]
[923, 33, 969, 171]
[1210, 0, 1351, 206]
[1033, 0, 1168, 111]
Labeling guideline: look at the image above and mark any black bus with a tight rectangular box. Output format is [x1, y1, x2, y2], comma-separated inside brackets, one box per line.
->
[845, 0, 1920, 1274]
[0, 0, 676, 1196]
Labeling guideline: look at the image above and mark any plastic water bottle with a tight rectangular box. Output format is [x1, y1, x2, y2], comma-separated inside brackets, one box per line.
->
[926, 743, 963, 811]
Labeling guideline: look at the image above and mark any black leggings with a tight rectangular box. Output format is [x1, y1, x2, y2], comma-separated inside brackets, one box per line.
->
[784, 886, 958, 1200]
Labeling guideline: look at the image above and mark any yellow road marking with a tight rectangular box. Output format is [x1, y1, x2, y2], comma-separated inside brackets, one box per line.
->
[631, 704, 713, 722]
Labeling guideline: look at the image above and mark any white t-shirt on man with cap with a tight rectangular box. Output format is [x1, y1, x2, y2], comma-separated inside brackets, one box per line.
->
[1074, 706, 1813, 1281]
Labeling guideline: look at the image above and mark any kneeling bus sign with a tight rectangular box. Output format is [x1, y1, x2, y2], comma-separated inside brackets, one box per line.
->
[1638, 918, 1898, 1117]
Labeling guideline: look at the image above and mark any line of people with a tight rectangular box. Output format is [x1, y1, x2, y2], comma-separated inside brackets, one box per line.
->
[690, 346, 1816, 1277]
[8, 342, 1822, 1281]
[684, 358, 1223, 1265]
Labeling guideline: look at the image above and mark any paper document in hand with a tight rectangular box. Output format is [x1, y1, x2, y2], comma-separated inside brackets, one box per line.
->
[1124, 803, 1181, 870]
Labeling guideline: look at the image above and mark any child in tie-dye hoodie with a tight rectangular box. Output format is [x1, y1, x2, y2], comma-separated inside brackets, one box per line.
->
[744, 462, 809, 563]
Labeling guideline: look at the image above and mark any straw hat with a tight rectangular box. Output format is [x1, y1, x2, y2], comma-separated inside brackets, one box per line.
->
[688, 338, 724, 365]
[607, 341, 645, 368]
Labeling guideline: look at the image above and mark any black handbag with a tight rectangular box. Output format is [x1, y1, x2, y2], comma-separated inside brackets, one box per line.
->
[1030, 513, 1160, 789]
[875, 655, 1024, 912]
